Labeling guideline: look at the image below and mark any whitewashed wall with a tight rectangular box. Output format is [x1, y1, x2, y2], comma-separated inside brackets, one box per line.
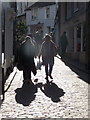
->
[5, 8, 14, 69]
[26, 4, 57, 35]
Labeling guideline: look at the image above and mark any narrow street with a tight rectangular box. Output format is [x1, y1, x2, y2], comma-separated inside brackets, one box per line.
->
[0, 56, 89, 118]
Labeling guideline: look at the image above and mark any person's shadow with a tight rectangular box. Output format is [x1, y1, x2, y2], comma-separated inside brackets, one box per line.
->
[15, 82, 37, 106]
[40, 81, 65, 102]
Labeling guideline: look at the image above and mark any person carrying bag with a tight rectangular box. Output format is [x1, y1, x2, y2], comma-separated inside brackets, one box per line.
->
[36, 57, 42, 70]
[17, 35, 37, 84]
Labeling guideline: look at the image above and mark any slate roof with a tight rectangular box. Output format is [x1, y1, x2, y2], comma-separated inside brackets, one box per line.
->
[25, 2, 56, 11]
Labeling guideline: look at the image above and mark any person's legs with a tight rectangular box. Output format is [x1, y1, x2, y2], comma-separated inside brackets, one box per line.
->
[49, 64, 53, 79]
[36, 44, 40, 56]
[45, 64, 49, 80]
[29, 70, 34, 84]
[23, 68, 31, 82]
[23, 69, 29, 82]
[61, 47, 64, 56]
[61, 46, 66, 57]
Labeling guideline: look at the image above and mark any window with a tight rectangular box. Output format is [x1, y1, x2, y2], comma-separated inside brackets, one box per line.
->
[17, 5, 19, 15]
[76, 25, 81, 52]
[31, 8, 38, 20]
[65, 2, 67, 21]
[47, 26, 51, 33]
[83, 23, 86, 51]
[25, 2, 28, 9]
[20, 3, 22, 13]
[46, 7, 50, 18]
[27, 2, 28, 7]
[67, 3, 71, 19]
[65, 3, 72, 21]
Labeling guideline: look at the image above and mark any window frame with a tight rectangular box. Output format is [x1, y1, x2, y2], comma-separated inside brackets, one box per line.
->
[45, 7, 50, 19]
[31, 7, 38, 20]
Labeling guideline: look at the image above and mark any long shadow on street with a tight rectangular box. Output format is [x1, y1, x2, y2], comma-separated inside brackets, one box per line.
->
[40, 82, 65, 102]
[15, 82, 37, 106]
[64, 61, 89, 84]
[15, 81, 65, 105]
[56, 55, 89, 84]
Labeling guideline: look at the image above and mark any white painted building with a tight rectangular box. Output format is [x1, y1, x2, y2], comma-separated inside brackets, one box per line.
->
[25, 2, 57, 37]
[16, 2, 57, 37]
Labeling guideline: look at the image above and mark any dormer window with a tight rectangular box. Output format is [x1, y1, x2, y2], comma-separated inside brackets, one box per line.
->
[20, 3, 22, 13]
[31, 8, 38, 20]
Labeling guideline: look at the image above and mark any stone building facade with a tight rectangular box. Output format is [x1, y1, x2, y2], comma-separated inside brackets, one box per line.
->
[56, 2, 87, 65]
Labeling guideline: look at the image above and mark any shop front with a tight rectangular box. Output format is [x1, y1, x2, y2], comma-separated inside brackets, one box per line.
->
[73, 22, 86, 64]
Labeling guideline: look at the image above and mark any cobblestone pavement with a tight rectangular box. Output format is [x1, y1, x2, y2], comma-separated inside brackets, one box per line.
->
[0, 56, 89, 118]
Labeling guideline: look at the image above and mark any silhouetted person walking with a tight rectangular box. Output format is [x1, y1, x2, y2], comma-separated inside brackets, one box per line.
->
[39, 34, 57, 82]
[59, 32, 68, 58]
[19, 35, 37, 84]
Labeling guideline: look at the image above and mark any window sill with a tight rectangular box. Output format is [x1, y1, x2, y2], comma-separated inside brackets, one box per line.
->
[31, 18, 38, 21]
